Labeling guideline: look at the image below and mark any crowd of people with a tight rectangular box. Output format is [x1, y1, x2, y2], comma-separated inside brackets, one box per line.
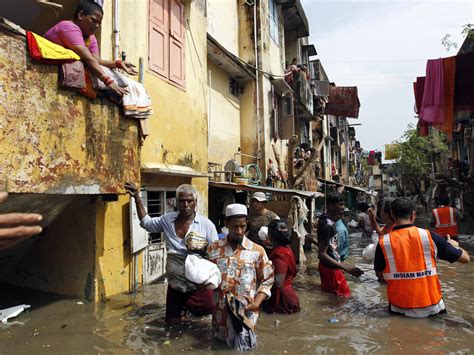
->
[1, 177, 471, 351]
[124, 180, 471, 351]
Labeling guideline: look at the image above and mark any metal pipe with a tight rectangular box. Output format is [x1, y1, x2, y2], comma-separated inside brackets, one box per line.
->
[113, 0, 119, 60]
[253, 0, 261, 165]
[208, 70, 212, 150]
[138, 57, 144, 83]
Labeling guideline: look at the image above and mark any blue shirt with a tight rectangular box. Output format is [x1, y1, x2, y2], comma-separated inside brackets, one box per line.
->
[335, 219, 349, 261]
[140, 212, 218, 256]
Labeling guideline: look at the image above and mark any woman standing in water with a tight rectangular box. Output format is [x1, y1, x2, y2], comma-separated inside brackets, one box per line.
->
[263, 220, 300, 314]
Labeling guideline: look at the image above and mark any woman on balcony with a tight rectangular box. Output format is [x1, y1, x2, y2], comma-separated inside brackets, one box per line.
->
[44, 0, 137, 96]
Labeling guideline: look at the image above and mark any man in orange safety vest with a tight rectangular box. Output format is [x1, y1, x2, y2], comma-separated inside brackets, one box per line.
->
[430, 195, 465, 240]
[374, 198, 470, 317]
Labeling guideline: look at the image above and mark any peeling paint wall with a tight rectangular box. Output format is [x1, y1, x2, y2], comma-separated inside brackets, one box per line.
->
[100, 0, 209, 175]
[0, 31, 140, 194]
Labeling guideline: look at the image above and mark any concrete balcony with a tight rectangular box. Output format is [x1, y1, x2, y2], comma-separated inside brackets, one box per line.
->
[0, 28, 140, 197]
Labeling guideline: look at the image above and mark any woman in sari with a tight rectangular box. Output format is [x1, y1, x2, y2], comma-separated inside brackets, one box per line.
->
[263, 220, 300, 314]
[44, 0, 137, 96]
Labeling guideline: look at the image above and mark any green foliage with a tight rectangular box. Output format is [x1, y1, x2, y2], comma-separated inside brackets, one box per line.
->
[394, 124, 448, 181]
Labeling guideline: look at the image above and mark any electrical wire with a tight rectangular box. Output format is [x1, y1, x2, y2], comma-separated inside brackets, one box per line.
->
[325, 59, 426, 64]
[332, 75, 417, 81]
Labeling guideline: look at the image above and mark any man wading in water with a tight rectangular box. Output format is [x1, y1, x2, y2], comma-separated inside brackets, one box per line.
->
[374, 197, 470, 317]
[125, 182, 218, 322]
[310, 192, 364, 297]
[208, 204, 274, 351]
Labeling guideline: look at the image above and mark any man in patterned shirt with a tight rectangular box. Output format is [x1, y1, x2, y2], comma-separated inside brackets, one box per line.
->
[208, 203, 274, 349]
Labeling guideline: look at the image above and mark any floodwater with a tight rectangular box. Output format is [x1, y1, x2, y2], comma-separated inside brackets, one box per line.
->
[1, 217, 474, 354]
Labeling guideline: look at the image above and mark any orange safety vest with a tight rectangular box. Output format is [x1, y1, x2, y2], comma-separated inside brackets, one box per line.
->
[432, 206, 458, 237]
[379, 226, 442, 310]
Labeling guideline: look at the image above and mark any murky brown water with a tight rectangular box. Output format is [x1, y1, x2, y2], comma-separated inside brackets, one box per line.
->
[1, 216, 474, 354]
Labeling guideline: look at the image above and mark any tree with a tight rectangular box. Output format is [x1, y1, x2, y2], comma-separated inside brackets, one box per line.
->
[441, 23, 473, 52]
[393, 124, 448, 192]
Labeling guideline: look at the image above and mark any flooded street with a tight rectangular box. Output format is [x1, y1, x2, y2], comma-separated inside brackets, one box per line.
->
[2, 218, 474, 354]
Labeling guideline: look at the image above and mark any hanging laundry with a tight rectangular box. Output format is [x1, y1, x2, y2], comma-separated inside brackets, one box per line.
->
[417, 119, 430, 137]
[90, 66, 128, 90]
[420, 59, 445, 124]
[26, 31, 80, 64]
[325, 86, 360, 118]
[59, 61, 86, 89]
[433, 56, 456, 141]
[413, 76, 425, 114]
[367, 150, 376, 165]
[454, 51, 474, 113]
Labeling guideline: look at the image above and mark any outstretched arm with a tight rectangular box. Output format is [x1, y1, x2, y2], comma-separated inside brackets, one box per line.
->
[0, 192, 43, 250]
[124, 182, 147, 221]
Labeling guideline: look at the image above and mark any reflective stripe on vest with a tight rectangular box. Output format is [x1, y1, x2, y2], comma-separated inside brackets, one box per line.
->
[382, 228, 437, 281]
[432, 207, 456, 228]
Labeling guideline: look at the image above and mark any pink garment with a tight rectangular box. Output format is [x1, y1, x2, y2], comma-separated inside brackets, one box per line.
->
[419, 59, 445, 124]
[44, 20, 99, 55]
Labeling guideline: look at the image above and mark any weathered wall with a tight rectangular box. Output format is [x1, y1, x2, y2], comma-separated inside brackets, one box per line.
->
[95, 195, 136, 301]
[0, 30, 140, 194]
[8, 196, 97, 299]
[103, 0, 209, 174]
[208, 61, 241, 166]
[207, 0, 239, 55]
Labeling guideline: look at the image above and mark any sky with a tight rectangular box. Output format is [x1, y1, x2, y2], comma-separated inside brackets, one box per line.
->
[301, 0, 474, 157]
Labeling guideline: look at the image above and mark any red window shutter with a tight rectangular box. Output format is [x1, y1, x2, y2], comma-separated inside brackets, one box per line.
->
[149, 0, 169, 77]
[168, 0, 185, 86]
[169, 37, 184, 86]
[150, 0, 168, 30]
[169, 0, 184, 42]
[149, 24, 169, 77]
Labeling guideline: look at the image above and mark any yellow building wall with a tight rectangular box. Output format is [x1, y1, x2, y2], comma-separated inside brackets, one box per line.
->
[100, 0, 209, 174]
[95, 195, 138, 301]
[97, 0, 210, 296]
[208, 61, 241, 167]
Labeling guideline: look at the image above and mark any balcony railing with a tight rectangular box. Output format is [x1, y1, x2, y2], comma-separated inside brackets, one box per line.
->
[289, 70, 313, 120]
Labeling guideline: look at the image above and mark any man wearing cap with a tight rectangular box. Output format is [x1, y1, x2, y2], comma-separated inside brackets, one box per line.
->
[125, 182, 218, 322]
[248, 192, 279, 245]
[208, 204, 274, 350]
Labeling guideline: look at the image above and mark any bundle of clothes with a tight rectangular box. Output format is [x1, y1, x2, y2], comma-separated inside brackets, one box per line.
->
[25, 31, 153, 139]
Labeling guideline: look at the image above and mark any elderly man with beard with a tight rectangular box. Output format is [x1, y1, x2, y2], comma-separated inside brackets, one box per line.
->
[125, 182, 218, 322]
[208, 204, 274, 351]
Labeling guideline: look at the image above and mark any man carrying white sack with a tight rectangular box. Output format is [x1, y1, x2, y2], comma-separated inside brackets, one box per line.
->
[208, 204, 274, 351]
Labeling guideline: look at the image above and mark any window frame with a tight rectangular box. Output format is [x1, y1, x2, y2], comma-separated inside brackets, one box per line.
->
[269, 0, 279, 46]
[148, 0, 186, 89]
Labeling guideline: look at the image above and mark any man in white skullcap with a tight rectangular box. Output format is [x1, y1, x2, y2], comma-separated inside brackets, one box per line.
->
[207, 204, 274, 350]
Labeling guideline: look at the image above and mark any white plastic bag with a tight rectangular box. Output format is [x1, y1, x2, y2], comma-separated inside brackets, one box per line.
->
[185, 254, 221, 289]
[362, 243, 376, 263]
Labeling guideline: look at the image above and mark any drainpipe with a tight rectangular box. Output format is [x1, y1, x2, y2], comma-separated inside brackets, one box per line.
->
[208, 70, 212, 150]
[113, 0, 120, 60]
[253, 0, 261, 165]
